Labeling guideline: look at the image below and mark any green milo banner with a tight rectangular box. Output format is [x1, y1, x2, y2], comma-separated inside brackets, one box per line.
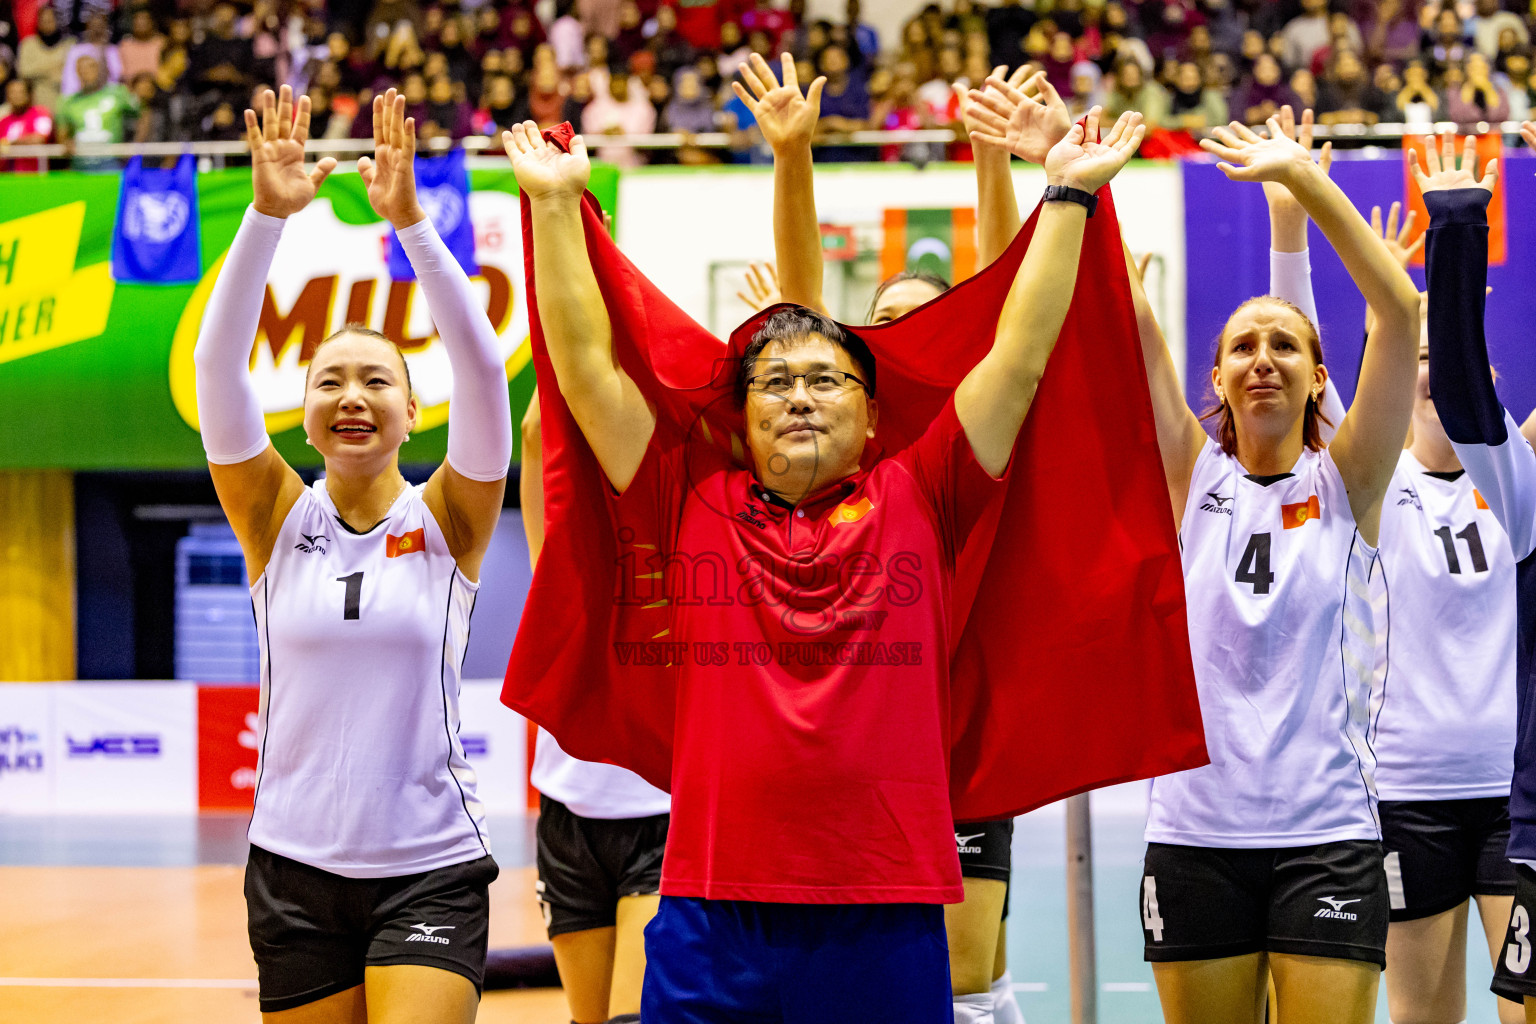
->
[0, 164, 619, 470]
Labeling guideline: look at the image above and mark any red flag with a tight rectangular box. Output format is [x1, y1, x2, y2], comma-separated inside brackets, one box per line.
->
[386, 528, 425, 557]
[1281, 495, 1321, 530]
[502, 124, 1206, 819]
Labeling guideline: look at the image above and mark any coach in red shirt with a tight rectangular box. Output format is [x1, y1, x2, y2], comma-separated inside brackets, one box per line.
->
[504, 100, 1145, 1022]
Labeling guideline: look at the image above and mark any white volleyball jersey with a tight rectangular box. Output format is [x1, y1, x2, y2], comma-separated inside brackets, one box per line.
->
[1372, 450, 1516, 801]
[248, 480, 491, 878]
[1146, 441, 1384, 847]
[531, 727, 671, 820]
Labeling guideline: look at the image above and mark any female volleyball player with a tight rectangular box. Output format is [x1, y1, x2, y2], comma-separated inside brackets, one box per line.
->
[1420, 123, 1536, 1021]
[728, 54, 1073, 1024]
[520, 389, 670, 1024]
[1262, 127, 1520, 1024]
[1120, 114, 1421, 1023]
[194, 86, 511, 1023]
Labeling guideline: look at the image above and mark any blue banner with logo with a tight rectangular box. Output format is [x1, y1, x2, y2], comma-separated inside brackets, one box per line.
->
[111, 155, 201, 284]
[386, 148, 478, 281]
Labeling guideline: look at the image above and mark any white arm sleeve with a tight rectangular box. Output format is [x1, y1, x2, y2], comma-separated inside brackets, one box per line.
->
[1270, 246, 1345, 440]
[1453, 409, 1536, 561]
[1269, 247, 1318, 325]
[396, 218, 513, 482]
[193, 206, 283, 465]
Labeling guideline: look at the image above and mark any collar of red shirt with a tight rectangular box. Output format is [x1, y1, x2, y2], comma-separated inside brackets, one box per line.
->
[746, 472, 862, 516]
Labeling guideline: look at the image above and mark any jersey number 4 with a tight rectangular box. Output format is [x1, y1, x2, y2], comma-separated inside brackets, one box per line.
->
[336, 572, 364, 620]
[1433, 523, 1489, 574]
[1235, 533, 1275, 594]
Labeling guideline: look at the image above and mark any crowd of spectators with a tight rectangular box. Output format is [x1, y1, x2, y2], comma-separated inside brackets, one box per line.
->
[0, 0, 1533, 171]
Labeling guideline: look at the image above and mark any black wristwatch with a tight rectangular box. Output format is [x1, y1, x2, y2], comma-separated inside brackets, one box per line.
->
[1041, 184, 1098, 218]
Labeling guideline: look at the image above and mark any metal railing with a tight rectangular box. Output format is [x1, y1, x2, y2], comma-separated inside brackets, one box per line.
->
[1, 121, 1528, 162]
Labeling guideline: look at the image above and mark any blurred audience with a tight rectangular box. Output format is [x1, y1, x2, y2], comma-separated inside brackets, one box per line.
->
[4, 0, 1535, 171]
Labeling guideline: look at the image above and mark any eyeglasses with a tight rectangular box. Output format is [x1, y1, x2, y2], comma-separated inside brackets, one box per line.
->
[745, 370, 867, 395]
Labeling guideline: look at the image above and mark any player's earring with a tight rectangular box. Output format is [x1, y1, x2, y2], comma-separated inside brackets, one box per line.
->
[304, 437, 314, 446]
[403, 433, 411, 442]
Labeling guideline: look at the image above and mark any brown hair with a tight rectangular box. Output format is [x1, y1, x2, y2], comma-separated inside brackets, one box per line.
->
[1198, 296, 1332, 456]
[305, 323, 414, 396]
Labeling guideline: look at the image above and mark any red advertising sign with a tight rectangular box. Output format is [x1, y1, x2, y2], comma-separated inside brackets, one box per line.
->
[198, 685, 259, 810]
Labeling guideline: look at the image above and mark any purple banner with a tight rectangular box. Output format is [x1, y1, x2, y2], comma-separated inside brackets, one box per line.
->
[1182, 150, 1536, 419]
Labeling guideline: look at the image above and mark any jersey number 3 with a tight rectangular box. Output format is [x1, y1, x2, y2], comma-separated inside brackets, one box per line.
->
[336, 572, 364, 620]
[1235, 533, 1275, 594]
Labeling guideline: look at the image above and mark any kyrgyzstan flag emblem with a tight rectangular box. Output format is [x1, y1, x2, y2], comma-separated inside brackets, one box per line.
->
[829, 496, 874, 526]
[387, 528, 426, 557]
[1281, 495, 1320, 530]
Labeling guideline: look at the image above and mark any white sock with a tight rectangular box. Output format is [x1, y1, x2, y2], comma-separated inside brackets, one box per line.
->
[952, 991, 993, 1024]
[990, 970, 1026, 1024]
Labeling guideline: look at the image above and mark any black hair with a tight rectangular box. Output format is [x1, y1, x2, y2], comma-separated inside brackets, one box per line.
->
[736, 307, 876, 405]
[306, 323, 414, 396]
[865, 270, 949, 321]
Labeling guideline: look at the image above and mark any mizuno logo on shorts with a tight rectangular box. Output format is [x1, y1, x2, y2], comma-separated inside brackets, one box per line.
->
[1314, 896, 1361, 920]
[406, 923, 454, 944]
[955, 831, 984, 854]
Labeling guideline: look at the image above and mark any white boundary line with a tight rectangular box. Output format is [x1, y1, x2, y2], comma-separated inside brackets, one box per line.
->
[0, 978, 256, 989]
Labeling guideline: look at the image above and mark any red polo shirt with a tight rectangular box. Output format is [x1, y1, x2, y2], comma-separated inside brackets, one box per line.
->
[613, 397, 1008, 903]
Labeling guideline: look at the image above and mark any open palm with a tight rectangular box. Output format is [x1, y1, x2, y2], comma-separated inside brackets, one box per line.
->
[246, 85, 335, 219]
[358, 88, 424, 229]
[1411, 131, 1498, 194]
[961, 68, 1072, 165]
[1042, 108, 1145, 193]
[1200, 116, 1314, 185]
[733, 52, 824, 152]
[503, 120, 590, 201]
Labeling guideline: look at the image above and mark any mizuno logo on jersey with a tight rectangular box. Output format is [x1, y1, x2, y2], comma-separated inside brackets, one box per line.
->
[386, 528, 425, 557]
[1313, 896, 1361, 920]
[829, 497, 874, 526]
[1199, 492, 1233, 515]
[1396, 488, 1421, 510]
[736, 503, 768, 530]
[405, 923, 454, 944]
[955, 831, 985, 854]
[1282, 495, 1320, 529]
[294, 533, 330, 554]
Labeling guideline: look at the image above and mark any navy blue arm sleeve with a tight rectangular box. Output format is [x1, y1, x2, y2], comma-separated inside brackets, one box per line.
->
[1424, 188, 1502, 444]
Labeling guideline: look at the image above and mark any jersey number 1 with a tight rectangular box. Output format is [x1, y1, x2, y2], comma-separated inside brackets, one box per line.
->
[336, 572, 364, 620]
[1235, 533, 1275, 594]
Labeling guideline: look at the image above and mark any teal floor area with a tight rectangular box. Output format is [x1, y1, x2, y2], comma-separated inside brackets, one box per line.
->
[0, 795, 1512, 1023]
[1006, 797, 1508, 1024]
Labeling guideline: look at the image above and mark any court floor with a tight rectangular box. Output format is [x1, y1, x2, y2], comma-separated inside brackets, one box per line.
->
[0, 799, 1507, 1023]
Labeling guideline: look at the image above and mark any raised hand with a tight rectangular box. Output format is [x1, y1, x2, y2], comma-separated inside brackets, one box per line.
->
[1200, 115, 1316, 185]
[737, 260, 781, 311]
[502, 119, 590, 202]
[733, 52, 825, 153]
[1410, 131, 1498, 194]
[964, 70, 1076, 165]
[1260, 105, 1331, 214]
[1040, 107, 1145, 193]
[357, 88, 424, 230]
[1369, 201, 1423, 266]
[959, 67, 1071, 165]
[246, 85, 336, 219]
